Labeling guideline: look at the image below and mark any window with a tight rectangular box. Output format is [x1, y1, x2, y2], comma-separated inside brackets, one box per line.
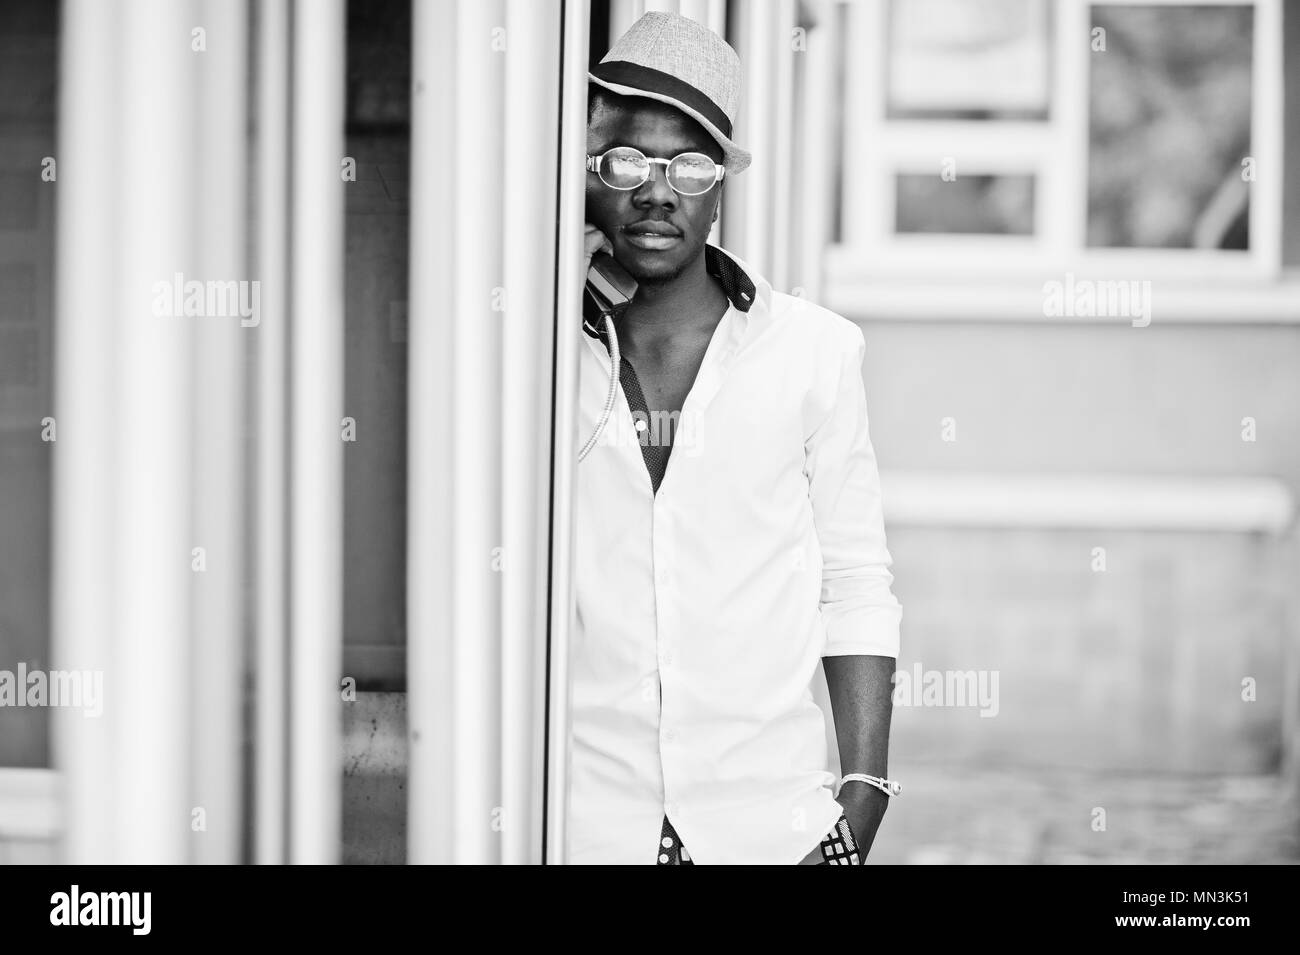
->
[826, 0, 1289, 319]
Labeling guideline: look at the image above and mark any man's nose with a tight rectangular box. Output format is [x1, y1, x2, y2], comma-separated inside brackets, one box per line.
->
[632, 162, 676, 208]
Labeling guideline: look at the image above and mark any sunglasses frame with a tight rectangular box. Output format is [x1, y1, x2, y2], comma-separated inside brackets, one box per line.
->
[585, 146, 726, 197]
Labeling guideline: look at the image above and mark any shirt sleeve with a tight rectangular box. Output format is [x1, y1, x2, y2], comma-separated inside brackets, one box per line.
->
[805, 320, 902, 659]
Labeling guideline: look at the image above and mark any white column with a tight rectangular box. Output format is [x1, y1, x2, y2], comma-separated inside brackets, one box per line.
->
[409, 0, 509, 867]
[53, 0, 343, 865]
[190, 0, 249, 866]
[678, 0, 728, 245]
[254, 0, 291, 865]
[52, 0, 199, 864]
[546, 0, 594, 866]
[410, 0, 584, 865]
[407, 0, 459, 866]
[726, 1, 781, 274]
[448, 0, 507, 866]
[1250, 0, 1283, 275]
[501, 0, 563, 865]
[768, 0, 798, 291]
[678, 0, 725, 33]
[794, 0, 838, 301]
[289, 0, 347, 865]
[113, 0, 198, 867]
[51, 0, 123, 864]
[610, 0, 649, 45]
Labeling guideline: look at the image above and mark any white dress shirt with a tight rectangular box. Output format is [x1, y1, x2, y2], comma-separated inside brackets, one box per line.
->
[569, 245, 902, 865]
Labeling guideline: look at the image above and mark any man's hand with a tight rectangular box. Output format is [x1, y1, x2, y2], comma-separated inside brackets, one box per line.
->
[836, 782, 889, 857]
[582, 222, 613, 280]
[795, 785, 889, 864]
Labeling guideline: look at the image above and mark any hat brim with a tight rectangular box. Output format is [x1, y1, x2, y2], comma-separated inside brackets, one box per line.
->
[587, 73, 752, 176]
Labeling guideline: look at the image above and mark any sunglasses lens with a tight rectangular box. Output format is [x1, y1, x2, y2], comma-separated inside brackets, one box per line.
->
[667, 153, 717, 195]
[599, 148, 648, 189]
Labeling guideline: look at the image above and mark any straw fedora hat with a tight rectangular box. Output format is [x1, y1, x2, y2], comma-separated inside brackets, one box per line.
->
[588, 12, 751, 175]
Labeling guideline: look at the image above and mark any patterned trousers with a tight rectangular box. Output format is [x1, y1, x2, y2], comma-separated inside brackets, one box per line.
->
[655, 813, 861, 865]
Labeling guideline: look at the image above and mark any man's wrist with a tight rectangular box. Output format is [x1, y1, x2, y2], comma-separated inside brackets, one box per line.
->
[835, 784, 888, 858]
[837, 778, 890, 807]
[836, 771, 901, 798]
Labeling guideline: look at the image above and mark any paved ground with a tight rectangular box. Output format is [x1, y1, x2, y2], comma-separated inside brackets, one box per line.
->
[337, 696, 1300, 865]
[867, 763, 1300, 864]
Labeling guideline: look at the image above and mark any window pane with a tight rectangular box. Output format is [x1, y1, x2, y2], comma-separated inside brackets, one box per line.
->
[887, 0, 1051, 120]
[0, 0, 56, 770]
[1087, 4, 1253, 249]
[895, 173, 1035, 235]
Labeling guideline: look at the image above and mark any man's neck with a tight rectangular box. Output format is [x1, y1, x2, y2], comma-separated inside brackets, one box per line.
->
[618, 251, 729, 354]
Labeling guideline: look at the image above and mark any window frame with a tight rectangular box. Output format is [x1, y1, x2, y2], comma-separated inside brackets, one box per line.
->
[828, 0, 1293, 320]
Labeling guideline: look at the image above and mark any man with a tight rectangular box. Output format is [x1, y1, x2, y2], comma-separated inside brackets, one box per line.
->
[572, 11, 902, 865]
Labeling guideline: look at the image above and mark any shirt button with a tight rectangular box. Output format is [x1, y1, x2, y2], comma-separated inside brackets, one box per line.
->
[657, 566, 670, 584]
[658, 853, 669, 863]
[665, 801, 679, 816]
[634, 419, 648, 433]
[661, 836, 674, 848]
[662, 651, 674, 666]
[663, 728, 677, 743]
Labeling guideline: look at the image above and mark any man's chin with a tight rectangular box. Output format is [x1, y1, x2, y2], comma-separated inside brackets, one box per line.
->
[627, 262, 682, 285]
[618, 248, 691, 285]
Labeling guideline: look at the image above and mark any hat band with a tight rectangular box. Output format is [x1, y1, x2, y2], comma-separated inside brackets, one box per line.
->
[590, 60, 733, 139]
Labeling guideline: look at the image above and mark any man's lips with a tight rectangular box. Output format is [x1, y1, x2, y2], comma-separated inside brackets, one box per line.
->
[622, 221, 682, 251]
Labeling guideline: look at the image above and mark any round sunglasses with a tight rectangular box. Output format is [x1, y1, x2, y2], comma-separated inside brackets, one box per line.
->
[586, 146, 725, 197]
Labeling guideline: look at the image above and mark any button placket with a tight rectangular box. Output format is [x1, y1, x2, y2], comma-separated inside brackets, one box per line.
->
[653, 494, 678, 797]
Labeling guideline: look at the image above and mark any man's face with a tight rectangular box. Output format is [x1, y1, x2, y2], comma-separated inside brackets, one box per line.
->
[586, 96, 724, 285]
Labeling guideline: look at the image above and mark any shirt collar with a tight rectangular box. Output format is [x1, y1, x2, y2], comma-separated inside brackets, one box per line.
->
[705, 243, 766, 314]
[583, 244, 772, 342]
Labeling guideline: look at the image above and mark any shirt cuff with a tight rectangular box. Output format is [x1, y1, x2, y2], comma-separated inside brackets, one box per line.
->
[821, 602, 902, 659]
